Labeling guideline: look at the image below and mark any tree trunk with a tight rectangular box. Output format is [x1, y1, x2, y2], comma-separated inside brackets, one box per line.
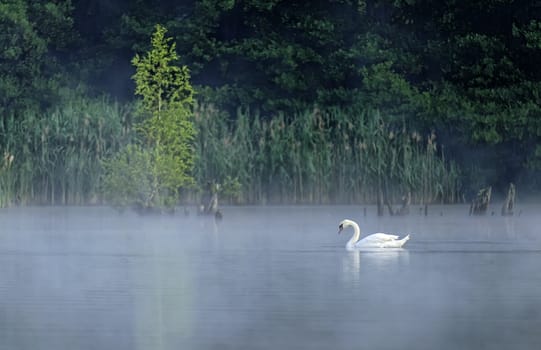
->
[469, 186, 491, 215]
[377, 182, 384, 217]
[397, 192, 411, 216]
[501, 183, 515, 216]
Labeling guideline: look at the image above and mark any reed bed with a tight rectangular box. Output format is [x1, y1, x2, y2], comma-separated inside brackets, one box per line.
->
[194, 105, 462, 204]
[0, 98, 132, 206]
[1, 100, 461, 207]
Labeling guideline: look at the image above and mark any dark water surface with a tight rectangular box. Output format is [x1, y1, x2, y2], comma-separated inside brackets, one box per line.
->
[1, 205, 541, 349]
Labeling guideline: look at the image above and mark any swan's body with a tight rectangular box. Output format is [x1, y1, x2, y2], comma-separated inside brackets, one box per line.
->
[338, 219, 410, 250]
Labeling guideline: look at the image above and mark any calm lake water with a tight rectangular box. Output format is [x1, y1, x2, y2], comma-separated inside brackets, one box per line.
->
[1, 205, 540, 350]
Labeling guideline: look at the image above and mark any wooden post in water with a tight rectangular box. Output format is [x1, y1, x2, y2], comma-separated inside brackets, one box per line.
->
[383, 184, 395, 216]
[200, 181, 221, 216]
[501, 183, 516, 216]
[397, 192, 411, 216]
[377, 186, 384, 216]
[469, 186, 492, 215]
[385, 198, 395, 216]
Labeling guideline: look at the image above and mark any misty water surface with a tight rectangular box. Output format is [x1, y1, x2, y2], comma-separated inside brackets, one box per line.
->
[1, 205, 541, 350]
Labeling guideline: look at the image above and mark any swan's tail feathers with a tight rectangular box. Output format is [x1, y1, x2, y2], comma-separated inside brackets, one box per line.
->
[398, 234, 410, 247]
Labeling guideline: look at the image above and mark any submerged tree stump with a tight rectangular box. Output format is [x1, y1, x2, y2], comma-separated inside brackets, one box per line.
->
[206, 191, 219, 214]
[469, 186, 492, 215]
[377, 187, 385, 216]
[382, 184, 396, 216]
[381, 191, 410, 216]
[501, 183, 516, 216]
[397, 192, 411, 216]
[199, 182, 221, 216]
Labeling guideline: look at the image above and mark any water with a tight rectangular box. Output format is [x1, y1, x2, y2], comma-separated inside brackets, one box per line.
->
[1, 205, 541, 349]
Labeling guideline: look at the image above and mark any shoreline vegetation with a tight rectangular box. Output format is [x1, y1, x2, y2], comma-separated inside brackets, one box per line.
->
[0, 97, 461, 208]
[0, 24, 461, 211]
[4, 0, 541, 211]
[0, 98, 131, 207]
[194, 105, 461, 206]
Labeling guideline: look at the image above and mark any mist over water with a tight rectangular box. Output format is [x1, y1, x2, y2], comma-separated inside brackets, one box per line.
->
[1, 205, 540, 349]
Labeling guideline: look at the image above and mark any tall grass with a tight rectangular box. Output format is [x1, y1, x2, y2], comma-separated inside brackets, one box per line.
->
[194, 105, 462, 204]
[1, 100, 461, 207]
[0, 98, 132, 206]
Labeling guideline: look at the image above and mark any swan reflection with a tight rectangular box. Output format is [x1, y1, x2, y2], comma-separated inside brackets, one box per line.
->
[342, 248, 410, 282]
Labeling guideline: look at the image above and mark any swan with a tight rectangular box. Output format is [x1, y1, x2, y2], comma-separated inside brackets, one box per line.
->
[338, 219, 410, 250]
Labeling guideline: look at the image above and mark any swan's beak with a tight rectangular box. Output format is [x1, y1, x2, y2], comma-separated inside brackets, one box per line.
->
[338, 224, 343, 234]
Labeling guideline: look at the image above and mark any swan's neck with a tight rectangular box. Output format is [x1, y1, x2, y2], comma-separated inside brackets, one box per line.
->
[346, 222, 361, 249]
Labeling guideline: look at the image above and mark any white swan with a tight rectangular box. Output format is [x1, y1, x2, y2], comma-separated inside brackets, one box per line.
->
[338, 219, 410, 250]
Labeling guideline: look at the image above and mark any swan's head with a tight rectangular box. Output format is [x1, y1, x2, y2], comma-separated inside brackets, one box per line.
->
[338, 219, 355, 234]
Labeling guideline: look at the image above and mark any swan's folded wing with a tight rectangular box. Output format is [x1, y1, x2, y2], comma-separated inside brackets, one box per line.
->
[354, 233, 400, 248]
[368, 233, 400, 241]
[380, 234, 410, 248]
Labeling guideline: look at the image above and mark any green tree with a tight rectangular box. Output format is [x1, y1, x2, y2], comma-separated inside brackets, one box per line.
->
[388, 0, 541, 190]
[132, 24, 195, 193]
[103, 24, 195, 210]
[132, 24, 193, 115]
[0, 0, 74, 115]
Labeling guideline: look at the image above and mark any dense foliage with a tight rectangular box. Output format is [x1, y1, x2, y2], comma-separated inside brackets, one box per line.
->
[1, 0, 541, 206]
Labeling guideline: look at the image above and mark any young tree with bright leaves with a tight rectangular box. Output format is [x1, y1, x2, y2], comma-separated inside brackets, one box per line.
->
[132, 24, 196, 193]
[103, 24, 195, 210]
